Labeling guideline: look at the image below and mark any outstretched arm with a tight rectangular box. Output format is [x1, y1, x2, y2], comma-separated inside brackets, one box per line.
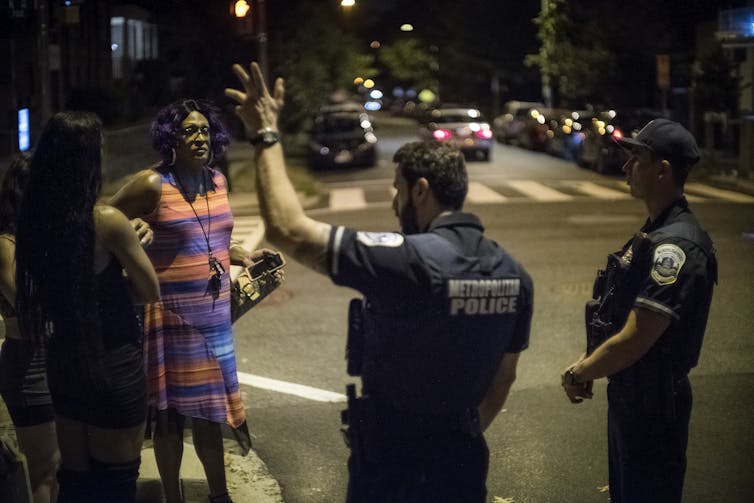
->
[225, 61, 331, 275]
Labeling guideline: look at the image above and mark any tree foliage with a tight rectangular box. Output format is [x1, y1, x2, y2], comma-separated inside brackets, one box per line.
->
[274, 3, 375, 133]
[693, 41, 741, 115]
[378, 38, 438, 94]
[526, 0, 615, 107]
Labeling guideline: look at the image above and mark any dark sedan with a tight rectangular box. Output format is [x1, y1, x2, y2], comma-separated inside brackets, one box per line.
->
[309, 110, 377, 169]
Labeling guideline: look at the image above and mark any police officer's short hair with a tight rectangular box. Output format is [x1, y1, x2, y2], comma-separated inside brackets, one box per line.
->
[393, 141, 468, 210]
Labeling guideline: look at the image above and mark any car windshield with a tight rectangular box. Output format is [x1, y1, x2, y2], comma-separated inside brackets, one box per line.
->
[313, 115, 362, 133]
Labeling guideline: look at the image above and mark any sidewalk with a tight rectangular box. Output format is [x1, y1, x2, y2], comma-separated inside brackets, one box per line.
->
[0, 401, 284, 503]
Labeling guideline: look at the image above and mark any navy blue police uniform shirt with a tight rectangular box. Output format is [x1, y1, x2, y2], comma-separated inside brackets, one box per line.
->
[631, 198, 716, 374]
[327, 211, 532, 414]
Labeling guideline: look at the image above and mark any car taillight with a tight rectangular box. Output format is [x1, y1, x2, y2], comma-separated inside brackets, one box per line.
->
[433, 129, 452, 140]
[475, 129, 493, 139]
[612, 129, 623, 139]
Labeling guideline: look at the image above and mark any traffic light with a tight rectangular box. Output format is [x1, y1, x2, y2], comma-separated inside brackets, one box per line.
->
[233, 0, 250, 18]
[231, 0, 253, 35]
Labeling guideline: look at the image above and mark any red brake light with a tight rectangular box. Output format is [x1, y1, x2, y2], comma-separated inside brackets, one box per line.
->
[612, 129, 623, 139]
[475, 129, 493, 139]
[433, 129, 452, 140]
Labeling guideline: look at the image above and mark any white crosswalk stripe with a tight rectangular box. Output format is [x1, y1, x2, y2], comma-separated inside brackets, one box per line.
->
[322, 180, 753, 210]
[505, 180, 573, 201]
[467, 181, 507, 203]
[570, 181, 631, 200]
[684, 183, 754, 203]
[329, 187, 367, 210]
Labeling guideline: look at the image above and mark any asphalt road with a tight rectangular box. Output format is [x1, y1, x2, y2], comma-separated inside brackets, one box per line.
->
[229, 118, 754, 503]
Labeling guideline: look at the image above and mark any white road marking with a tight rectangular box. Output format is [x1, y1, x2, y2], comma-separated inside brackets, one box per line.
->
[685, 183, 754, 203]
[567, 214, 641, 224]
[607, 180, 706, 202]
[329, 188, 367, 210]
[467, 182, 507, 203]
[506, 180, 573, 201]
[571, 181, 631, 200]
[236, 371, 347, 403]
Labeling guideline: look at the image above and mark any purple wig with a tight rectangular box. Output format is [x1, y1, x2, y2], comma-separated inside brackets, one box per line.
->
[150, 99, 231, 166]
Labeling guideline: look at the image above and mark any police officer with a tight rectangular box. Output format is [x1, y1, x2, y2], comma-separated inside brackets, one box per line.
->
[225, 62, 533, 503]
[562, 119, 717, 503]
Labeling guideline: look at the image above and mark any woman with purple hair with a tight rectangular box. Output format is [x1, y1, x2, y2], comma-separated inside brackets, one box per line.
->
[110, 99, 260, 503]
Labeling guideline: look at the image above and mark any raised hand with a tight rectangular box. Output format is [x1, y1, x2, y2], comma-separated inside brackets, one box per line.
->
[224, 61, 284, 138]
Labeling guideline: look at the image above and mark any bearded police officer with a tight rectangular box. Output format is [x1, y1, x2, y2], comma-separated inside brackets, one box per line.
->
[226, 62, 533, 503]
[562, 119, 717, 503]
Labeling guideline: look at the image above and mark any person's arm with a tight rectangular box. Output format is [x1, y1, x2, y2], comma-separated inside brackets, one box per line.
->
[95, 205, 160, 303]
[478, 352, 520, 432]
[108, 169, 162, 220]
[0, 237, 16, 307]
[569, 307, 670, 382]
[225, 61, 332, 274]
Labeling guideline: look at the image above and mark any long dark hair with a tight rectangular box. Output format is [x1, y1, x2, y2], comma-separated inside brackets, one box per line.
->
[0, 153, 31, 235]
[16, 111, 103, 358]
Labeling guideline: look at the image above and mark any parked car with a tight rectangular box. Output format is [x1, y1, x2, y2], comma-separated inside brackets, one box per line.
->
[308, 109, 378, 169]
[493, 100, 545, 144]
[513, 107, 562, 152]
[577, 109, 664, 173]
[546, 109, 593, 161]
[420, 107, 494, 161]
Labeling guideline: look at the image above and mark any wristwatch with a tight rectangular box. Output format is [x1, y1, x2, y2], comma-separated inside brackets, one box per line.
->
[249, 128, 280, 148]
[563, 368, 581, 386]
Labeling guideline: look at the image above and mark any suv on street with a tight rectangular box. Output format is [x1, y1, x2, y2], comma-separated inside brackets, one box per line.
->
[308, 108, 378, 169]
[419, 107, 493, 161]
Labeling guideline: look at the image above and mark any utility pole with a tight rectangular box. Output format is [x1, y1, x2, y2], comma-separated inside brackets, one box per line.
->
[257, 0, 268, 86]
[36, 0, 52, 124]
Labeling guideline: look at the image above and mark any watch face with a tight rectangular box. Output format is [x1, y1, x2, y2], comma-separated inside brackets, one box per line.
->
[262, 131, 279, 145]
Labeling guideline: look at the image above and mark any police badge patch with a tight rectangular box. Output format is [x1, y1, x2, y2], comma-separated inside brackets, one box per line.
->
[650, 243, 686, 285]
[356, 232, 404, 247]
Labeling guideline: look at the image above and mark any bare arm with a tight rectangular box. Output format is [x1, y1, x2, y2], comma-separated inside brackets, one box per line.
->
[95, 205, 160, 303]
[478, 352, 520, 432]
[108, 169, 162, 220]
[225, 61, 332, 275]
[0, 236, 16, 307]
[571, 307, 670, 382]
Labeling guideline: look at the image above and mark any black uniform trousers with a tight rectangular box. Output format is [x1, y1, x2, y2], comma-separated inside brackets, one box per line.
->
[607, 376, 692, 503]
[346, 427, 488, 503]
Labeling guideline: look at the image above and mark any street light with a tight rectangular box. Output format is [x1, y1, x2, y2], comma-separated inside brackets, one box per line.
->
[400, 23, 414, 32]
[233, 0, 251, 17]
[341, 0, 356, 6]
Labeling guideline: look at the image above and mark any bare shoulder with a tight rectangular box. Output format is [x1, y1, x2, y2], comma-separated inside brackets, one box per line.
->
[109, 168, 162, 218]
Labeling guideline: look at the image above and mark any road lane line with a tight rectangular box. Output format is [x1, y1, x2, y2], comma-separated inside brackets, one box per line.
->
[570, 181, 631, 200]
[237, 371, 347, 403]
[684, 183, 754, 203]
[506, 180, 573, 201]
[467, 182, 507, 203]
[329, 188, 367, 210]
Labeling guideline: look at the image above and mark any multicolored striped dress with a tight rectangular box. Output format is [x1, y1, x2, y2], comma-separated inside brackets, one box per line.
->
[143, 166, 247, 432]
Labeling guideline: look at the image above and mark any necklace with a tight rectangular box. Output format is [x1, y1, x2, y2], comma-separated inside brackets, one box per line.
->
[173, 167, 224, 296]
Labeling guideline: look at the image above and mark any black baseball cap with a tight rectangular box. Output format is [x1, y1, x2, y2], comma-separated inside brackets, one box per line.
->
[618, 118, 700, 167]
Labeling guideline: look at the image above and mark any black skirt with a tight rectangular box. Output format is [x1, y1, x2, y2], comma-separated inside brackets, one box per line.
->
[0, 338, 54, 427]
[46, 341, 147, 429]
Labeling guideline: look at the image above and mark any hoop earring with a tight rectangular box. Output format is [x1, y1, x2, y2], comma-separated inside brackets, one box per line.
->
[169, 148, 176, 167]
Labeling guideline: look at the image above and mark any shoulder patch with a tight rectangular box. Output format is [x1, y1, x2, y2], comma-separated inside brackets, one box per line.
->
[356, 232, 404, 248]
[650, 243, 686, 285]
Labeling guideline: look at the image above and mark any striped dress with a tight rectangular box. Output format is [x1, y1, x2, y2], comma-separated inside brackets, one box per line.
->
[143, 167, 246, 429]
